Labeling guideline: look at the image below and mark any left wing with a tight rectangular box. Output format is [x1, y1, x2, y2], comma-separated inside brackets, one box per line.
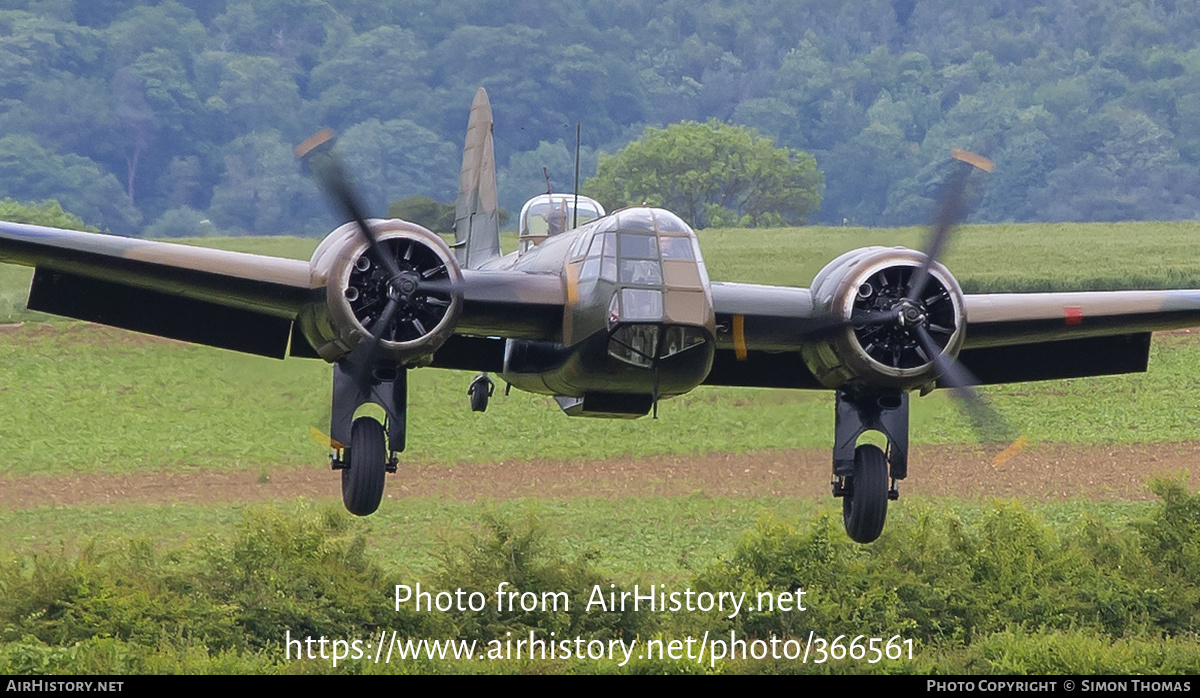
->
[0, 221, 319, 358]
[955, 290, 1200, 384]
[703, 281, 1200, 388]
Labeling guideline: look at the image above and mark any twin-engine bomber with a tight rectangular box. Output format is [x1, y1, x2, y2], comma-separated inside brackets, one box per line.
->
[4, 89, 1200, 543]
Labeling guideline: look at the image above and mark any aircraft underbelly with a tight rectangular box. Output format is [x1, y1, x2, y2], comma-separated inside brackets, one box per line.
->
[500, 329, 714, 403]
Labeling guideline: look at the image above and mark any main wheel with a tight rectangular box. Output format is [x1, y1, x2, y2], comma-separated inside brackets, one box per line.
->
[468, 374, 493, 412]
[342, 416, 387, 516]
[842, 444, 889, 543]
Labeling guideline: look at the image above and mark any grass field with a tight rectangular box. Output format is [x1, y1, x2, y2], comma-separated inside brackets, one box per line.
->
[2, 221, 1200, 674]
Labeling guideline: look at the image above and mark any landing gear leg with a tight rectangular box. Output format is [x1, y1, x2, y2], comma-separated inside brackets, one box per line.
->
[330, 361, 407, 516]
[468, 372, 495, 412]
[831, 389, 908, 543]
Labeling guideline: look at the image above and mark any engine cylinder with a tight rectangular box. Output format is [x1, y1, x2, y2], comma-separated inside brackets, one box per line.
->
[298, 219, 463, 365]
[801, 247, 965, 390]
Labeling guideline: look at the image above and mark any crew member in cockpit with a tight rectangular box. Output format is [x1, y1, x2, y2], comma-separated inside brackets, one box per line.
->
[545, 201, 568, 236]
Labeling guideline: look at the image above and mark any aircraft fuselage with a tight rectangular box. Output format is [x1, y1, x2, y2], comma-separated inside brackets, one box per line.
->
[483, 206, 717, 417]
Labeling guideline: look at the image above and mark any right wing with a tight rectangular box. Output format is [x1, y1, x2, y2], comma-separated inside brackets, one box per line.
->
[1, 219, 567, 368]
[0, 221, 319, 358]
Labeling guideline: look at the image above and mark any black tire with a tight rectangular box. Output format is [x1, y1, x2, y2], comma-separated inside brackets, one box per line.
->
[842, 444, 889, 544]
[469, 381, 489, 412]
[342, 416, 386, 516]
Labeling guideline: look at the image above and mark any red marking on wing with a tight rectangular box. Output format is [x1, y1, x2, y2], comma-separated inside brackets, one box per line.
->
[1064, 307, 1083, 326]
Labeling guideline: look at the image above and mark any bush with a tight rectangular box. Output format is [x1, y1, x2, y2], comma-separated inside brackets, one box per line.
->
[433, 513, 653, 642]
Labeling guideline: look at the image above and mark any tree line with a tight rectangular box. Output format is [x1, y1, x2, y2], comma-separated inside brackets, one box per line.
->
[1, 0, 1199, 234]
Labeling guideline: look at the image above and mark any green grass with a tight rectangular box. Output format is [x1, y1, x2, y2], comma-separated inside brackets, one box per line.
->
[4, 322, 1200, 474]
[694, 221, 1200, 292]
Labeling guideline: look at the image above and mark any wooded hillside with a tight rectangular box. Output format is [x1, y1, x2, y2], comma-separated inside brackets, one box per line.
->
[1, 0, 1198, 233]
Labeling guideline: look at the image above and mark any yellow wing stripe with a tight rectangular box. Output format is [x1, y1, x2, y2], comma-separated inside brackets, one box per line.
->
[565, 262, 579, 305]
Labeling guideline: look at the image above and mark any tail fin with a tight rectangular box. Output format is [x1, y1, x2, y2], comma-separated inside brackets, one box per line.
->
[454, 88, 502, 269]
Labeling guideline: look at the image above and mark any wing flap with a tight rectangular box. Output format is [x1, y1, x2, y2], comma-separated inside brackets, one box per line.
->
[954, 333, 1151, 385]
[28, 268, 294, 358]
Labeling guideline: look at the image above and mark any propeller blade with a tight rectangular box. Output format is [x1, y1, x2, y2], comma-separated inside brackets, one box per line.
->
[905, 149, 994, 304]
[350, 295, 404, 389]
[790, 308, 900, 341]
[296, 129, 406, 283]
[414, 273, 533, 301]
[913, 324, 1024, 462]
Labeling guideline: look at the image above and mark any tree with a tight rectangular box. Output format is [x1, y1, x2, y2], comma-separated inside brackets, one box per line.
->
[0, 198, 95, 231]
[207, 129, 318, 235]
[584, 120, 822, 228]
[0, 134, 140, 234]
[387, 195, 509, 232]
[387, 195, 455, 233]
[338, 119, 459, 216]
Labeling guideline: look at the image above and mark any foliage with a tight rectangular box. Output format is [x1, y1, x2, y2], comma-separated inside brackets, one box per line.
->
[585, 120, 823, 228]
[697, 484, 1200, 651]
[0, 136, 139, 234]
[143, 205, 215, 237]
[3, 1, 1200, 233]
[387, 195, 511, 233]
[0, 503, 418, 655]
[0, 198, 95, 231]
[3, 494, 1200, 673]
[433, 513, 653, 641]
[388, 196, 456, 233]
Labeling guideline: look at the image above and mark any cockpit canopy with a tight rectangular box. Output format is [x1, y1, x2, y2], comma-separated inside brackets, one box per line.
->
[518, 194, 605, 253]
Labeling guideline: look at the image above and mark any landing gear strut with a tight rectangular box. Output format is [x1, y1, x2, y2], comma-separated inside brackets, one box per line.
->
[468, 372, 495, 412]
[330, 361, 407, 516]
[831, 388, 908, 543]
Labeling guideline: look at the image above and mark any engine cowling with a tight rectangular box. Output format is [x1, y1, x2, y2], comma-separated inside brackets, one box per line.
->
[801, 246, 966, 390]
[298, 219, 463, 365]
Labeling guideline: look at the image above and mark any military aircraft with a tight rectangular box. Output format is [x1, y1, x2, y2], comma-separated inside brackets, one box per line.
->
[3, 88, 1200, 544]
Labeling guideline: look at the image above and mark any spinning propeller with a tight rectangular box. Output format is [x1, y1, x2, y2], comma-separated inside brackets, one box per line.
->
[804, 149, 1025, 463]
[295, 130, 458, 394]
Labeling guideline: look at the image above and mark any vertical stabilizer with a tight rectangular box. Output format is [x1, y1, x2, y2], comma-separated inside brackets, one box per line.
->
[454, 88, 501, 269]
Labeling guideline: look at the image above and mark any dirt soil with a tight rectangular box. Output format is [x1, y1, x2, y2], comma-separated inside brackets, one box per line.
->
[0, 442, 1195, 510]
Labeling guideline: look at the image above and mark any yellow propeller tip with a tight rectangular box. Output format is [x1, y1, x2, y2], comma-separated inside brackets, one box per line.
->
[295, 128, 336, 159]
[991, 435, 1028, 466]
[951, 148, 995, 173]
[308, 425, 334, 448]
